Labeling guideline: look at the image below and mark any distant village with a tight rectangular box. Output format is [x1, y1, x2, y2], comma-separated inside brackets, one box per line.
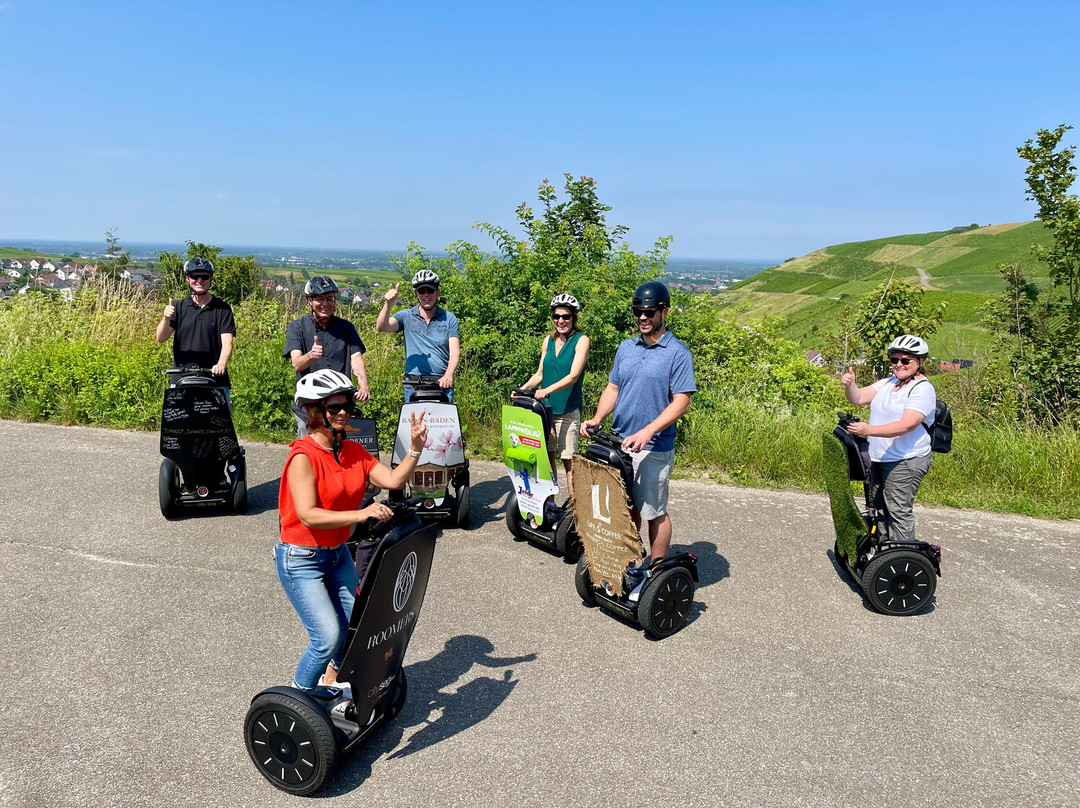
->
[0, 257, 381, 305]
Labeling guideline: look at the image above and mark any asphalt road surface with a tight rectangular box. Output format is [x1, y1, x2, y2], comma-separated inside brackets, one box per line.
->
[1, 421, 1077, 808]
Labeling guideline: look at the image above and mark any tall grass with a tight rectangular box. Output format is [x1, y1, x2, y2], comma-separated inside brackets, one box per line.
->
[2, 287, 1078, 519]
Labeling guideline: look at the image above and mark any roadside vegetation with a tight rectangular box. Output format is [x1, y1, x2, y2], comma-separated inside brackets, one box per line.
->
[3, 138, 1080, 520]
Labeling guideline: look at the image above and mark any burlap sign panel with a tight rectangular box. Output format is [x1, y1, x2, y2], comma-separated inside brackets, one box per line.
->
[570, 455, 643, 596]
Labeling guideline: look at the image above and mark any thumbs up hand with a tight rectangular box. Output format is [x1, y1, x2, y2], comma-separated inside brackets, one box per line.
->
[384, 283, 400, 305]
[840, 366, 856, 388]
[163, 299, 175, 320]
[310, 336, 323, 360]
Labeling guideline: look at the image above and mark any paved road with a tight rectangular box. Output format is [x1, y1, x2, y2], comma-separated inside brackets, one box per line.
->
[1, 421, 1077, 808]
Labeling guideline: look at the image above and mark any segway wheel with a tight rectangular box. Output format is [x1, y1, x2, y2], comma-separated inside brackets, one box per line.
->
[387, 669, 408, 720]
[245, 692, 337, 796]
[574, 555, 596, 606]
[554, 515, 581, 561]
[158, 458, 180, 519]
[505, 497, 526, 541]
[232, 479, 249, 513]
[638, 567, 695, 639]
[862, 550, 936, 616]
[455, 484, 471, 530]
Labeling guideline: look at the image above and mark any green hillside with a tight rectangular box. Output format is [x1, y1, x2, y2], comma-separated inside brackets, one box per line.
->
[726, 221, 1052, 357]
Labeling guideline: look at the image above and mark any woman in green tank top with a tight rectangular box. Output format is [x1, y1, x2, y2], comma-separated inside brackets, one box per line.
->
[519, 294, 591, 490]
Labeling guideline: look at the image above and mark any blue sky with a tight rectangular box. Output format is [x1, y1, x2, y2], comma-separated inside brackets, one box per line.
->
[2, 0, 1078, 259]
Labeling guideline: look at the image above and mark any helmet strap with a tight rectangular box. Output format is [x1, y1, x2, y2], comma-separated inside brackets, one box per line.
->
[319, 406, 347, 462]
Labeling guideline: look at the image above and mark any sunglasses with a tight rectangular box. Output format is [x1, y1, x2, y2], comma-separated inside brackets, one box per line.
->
[416, 286, 437, 294]
[552, 313, 573, 321]
[323, 400, 356, 416]
[889, 356, 915, 366]
[633, 308, 660, 319]
[188, 274, 211, 281]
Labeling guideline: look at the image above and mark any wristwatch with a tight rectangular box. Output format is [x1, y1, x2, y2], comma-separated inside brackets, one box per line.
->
[409, 448, 422, 458]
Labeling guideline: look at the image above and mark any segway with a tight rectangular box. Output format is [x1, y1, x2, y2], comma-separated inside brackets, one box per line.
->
[158, 365, 246, 518]
[571, 428, 699, 639]
[825, 413, 941, 616]
[245, 504, 438, 795]
[389, 374, 470, 528]
[502, 388, 580, 559]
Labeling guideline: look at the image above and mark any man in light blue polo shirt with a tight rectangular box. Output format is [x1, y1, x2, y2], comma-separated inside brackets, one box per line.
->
[581, 281, 695, 561]
[375, 269, 460, 402]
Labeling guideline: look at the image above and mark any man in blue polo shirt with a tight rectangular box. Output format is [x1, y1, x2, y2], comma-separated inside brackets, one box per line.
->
[284, 276, 369, 437]
[375, 269, 460, 402]
[581, 281, 695, 562]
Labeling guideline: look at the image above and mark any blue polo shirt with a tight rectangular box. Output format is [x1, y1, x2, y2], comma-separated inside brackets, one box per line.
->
[610, 328, 696, 452]
[392, 305, 460, 376]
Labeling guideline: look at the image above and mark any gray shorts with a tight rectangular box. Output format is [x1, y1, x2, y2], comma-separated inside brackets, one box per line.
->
[629, 448, 674, 522]
[551, 409, 580, 460]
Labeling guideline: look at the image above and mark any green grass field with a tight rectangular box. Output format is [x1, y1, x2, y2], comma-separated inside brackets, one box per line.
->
[724, 222, 1050, 357]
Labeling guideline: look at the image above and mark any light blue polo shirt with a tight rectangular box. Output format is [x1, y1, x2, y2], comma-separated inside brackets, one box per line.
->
[610, 328, 696, 452]
[392, 305, 460, 376]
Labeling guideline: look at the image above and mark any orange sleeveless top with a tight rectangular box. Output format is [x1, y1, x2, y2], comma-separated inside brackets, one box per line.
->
[278, 436, 379, 547]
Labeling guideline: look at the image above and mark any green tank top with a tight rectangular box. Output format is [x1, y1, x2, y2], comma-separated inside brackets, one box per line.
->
[542, 331, 584, 415]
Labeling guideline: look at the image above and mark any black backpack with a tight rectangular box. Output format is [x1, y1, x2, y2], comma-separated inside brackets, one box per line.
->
[911, 380, 952, 453]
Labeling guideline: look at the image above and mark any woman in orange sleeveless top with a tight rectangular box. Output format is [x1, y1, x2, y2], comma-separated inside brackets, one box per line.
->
[276, 369, 427, 691]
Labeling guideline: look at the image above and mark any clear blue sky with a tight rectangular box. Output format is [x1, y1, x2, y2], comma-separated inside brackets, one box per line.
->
[2, 0, 1078, 259]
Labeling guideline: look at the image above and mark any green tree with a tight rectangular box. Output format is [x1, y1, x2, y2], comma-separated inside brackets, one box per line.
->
[984, 125, 1080, 420]
[157, 241, 262, 305]
[101, 227, 130, 280]
[823, 278, 945, 379]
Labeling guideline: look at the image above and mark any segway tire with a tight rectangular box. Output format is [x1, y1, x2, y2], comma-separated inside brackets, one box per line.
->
[455, 484, 471, 530]
[505, 497, 526, 541]
[862, 550, 936, 616]
[245, 691, 337, 796]
[638, 567, 695, 639]
[388, 669, 408, 720]
[554, 514, 581, 561]
[158, 458, 180, 519]
[574, 555, 596, 606]
[232, 479, 248, 514]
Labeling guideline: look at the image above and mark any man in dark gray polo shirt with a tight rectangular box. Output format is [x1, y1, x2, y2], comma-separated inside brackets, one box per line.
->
[375, 269, 460, 402]
[284, 276, 369, 437]
[581, 281, 695, 561]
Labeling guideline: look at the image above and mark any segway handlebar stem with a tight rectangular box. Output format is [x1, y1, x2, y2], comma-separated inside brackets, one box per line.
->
[403, 373, 443, 389]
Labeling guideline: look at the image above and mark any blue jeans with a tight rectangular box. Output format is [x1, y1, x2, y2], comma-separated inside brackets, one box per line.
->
[274, 542, 358, 689]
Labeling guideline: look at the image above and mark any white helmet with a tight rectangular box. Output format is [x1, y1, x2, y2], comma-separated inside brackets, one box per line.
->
[887, 334, 929, 357]
[411, 269, 440, 289]
[294, 369, 356, 407]
[550, 293, 580, 311]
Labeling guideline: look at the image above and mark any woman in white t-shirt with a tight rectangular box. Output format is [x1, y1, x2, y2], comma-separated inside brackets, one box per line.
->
[840, 335, 936, 543]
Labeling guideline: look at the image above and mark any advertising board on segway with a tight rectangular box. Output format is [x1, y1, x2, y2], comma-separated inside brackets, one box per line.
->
[158, 366, 247, 518]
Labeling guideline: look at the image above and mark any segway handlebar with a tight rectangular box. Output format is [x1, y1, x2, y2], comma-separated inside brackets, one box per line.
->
[511, 387, 539, 398]
[403, 373, 443, 389]
[836, 411, 862, 428]
[584, 425, 626, 453]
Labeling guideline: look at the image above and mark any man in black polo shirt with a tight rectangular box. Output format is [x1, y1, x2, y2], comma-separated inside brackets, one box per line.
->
[156, 257, 236, 396]
[284, 276, 370, 437]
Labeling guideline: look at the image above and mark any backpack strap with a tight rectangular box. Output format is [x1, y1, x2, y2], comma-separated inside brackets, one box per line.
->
[908, 378, 932, 434]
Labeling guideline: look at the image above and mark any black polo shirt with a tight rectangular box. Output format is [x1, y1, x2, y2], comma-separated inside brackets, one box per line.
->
[169, 295, 236, 386]
[284, 313, 366, 413]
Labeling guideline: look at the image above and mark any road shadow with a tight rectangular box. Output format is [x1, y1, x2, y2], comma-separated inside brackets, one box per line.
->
[826, 548, 937, 616]
[682, 541, 729, 590]
[246, 476, 281, 516]
[466, 478, 510, 530]
[320, 635, 537, 796]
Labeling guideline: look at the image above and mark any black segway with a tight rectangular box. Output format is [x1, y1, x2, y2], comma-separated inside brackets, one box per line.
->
[502, 388, 580, 559]
[158, 365, 246, 518]
[245, 504, 438, 796]
[389, 374, 470, 528]
[571, 428, 699, 639]
[825, 413, 941, 615]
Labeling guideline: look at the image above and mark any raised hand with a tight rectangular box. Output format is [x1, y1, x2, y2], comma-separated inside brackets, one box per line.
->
[309, 335, 323, 359]
[384, 282, 401, 305]
[841, 366, 856, 388]
[163, 299, 175, 320]
[409, 409, 428, 453]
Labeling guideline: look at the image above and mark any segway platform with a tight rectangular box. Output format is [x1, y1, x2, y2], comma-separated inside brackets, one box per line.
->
[824, 413, 941, 616]
[245, 506, 438, 795]
[502, 389, 579, 559]
[158, 367, 246, 517]
[569, 430, 698, 639]
[391, 375, 470, 528]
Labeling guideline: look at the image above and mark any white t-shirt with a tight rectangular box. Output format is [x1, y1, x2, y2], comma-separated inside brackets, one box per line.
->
[868, 377, 936, 462]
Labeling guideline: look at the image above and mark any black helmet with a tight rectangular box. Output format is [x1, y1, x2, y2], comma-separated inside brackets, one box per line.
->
[183, 257, 215, 276]
[304, 276, 339, 297]
[632, 280, 670, 309]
